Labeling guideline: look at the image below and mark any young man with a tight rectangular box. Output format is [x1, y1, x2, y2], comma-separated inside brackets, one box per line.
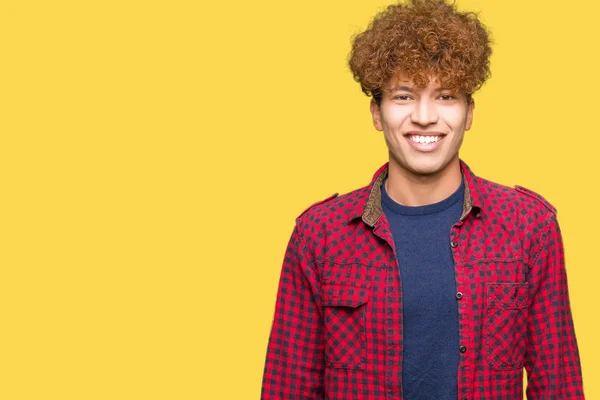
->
[261, 0, 584, 399]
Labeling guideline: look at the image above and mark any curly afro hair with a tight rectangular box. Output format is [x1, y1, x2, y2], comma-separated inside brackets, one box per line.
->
[348, 0, 492, 105]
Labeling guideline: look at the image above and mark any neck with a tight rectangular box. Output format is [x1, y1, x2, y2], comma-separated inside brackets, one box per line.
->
[385, 156, 462, 207]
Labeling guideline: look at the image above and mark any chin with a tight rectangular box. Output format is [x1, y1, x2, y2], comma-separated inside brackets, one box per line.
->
[401, 157, 447, 176]
[410, 165, 442, 176]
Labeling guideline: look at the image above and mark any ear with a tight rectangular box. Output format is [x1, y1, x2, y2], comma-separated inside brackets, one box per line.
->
[464, 98, 475, 131]
[370, 98, 383, 131]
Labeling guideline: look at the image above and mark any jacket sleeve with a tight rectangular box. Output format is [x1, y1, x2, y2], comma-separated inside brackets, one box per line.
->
[261, 220, 325, 399]
[524, 213, 585, 399]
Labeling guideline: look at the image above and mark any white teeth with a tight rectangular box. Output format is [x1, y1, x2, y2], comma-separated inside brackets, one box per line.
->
[409, 135, 442, 144]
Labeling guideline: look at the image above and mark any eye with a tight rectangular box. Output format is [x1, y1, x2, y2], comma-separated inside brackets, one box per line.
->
[439, 94, 456, 100]
[393, 95, 413, 101]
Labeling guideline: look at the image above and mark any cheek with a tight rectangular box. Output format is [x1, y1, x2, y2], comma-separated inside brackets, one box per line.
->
[440, 109, 468, 130]
[381, 108, 410, 130]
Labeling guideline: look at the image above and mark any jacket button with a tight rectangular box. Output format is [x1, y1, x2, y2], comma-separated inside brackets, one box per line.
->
[450, 240, 458, 248]
[456, 292, 464, 300]
[459, 345, 467, 353]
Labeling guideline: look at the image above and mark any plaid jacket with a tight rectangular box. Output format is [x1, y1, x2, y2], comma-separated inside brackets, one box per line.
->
[261, 159, 584, 399]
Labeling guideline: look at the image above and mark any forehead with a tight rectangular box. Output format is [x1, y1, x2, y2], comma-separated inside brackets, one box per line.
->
[386, 75, 444, 91]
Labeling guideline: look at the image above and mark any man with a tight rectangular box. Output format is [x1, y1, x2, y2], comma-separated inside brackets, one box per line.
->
[261, 0, 585, 399]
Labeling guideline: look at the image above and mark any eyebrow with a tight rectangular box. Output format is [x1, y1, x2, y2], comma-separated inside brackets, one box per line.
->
[389, 85, 414, 92]
[388, 85, 455, 93]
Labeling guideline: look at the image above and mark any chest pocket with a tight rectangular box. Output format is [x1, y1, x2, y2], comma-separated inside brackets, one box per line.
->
[484, 282, 529, 370]
[322, 283, 370, 370]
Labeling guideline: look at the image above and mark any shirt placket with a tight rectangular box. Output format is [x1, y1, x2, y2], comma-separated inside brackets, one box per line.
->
[453, 207, 480, 400]
[372, 216, 403, 400]
[359, 162, 482, 400]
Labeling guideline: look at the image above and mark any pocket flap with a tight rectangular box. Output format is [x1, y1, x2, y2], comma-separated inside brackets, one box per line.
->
[323, 283, 370, 307]
[486, 283, 528, 309]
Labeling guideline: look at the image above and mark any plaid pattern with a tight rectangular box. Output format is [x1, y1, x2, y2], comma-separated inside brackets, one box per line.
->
[261, 159, 584, 399]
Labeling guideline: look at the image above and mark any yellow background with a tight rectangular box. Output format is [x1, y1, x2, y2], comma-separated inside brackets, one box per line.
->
[0, 0, 597, 398]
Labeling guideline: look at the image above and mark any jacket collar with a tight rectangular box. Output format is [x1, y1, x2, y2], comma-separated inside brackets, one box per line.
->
[348, 159, 482, 226]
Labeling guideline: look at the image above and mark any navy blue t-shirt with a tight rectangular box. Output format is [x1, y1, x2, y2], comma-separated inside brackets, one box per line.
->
[381, 175, 464, 400]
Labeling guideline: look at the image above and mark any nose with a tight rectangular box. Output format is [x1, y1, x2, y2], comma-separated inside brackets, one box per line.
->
[410, 98, 438, 126]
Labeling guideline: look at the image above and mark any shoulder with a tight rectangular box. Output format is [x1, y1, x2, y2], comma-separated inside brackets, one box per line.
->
[476, 175, 557, 216]
[512, 184, 557, 216]
[296, 192, 340, 220]
[295, 186, 368, 224]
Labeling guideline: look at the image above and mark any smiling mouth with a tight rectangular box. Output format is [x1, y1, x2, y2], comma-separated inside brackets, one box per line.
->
[404, 133, 446, 152]
[408, 135, 444, 144]
[406, 134, 445, 144]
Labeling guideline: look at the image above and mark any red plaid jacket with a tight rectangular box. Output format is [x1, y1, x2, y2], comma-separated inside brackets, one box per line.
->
[261, 159, 584, 399]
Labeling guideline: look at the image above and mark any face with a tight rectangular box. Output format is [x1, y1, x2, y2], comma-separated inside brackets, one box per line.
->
[370, 76, 474, 179]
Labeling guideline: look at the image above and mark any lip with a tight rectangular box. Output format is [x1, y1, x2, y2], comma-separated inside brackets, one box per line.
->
[405, 132, 446, 152]
[404, 131, 447, 137]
